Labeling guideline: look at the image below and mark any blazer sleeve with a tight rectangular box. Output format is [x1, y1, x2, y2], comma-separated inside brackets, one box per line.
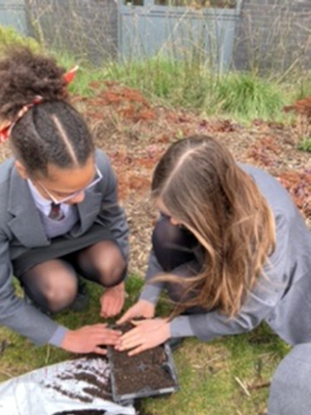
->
[169, 213, 292, 340]
[95, 150, 129, 260]
[0, 229, 64, 345]
[139, 249, 165, 304]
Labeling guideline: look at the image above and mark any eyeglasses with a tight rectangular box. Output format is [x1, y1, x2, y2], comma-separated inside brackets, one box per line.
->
[36, 165, 103, 204]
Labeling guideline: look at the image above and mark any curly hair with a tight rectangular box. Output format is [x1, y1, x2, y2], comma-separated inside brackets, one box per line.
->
[0, 47, 94, 176]
[152, 135, 276, 317]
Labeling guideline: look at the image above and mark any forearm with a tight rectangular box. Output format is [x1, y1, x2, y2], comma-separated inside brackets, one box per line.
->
[168, 312, 258, 342]
[169, 316, 195, 337]
[0, 299, 61, 345]
[170, 287, 278, 342]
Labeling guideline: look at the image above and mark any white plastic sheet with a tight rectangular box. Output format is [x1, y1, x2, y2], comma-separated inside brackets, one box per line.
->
[0, 356, 136, 415]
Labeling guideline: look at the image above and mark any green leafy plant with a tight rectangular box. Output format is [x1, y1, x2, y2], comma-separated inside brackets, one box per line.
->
[0, 25, 40, 53]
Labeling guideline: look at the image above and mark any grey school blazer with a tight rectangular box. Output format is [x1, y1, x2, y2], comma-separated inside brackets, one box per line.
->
[140, 165, 311, 346]
[0, 149, 128, 345]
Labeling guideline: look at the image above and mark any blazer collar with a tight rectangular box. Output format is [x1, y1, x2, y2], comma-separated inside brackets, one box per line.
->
[70, 189, 102, 236]
[7, 165, 103, 244]
[7, 168, 50, 247]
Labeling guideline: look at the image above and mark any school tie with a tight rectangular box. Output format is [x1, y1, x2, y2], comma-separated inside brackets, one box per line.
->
[48, 202, 64, 221]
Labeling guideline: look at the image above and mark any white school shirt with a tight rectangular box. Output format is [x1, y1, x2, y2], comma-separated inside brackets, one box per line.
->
[27, 179, 79, 239]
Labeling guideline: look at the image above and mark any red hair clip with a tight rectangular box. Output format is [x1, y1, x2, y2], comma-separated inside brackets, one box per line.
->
[0, 122, 10, 143]
[63, 65, 79, 84]
[0, 95, 43, 144]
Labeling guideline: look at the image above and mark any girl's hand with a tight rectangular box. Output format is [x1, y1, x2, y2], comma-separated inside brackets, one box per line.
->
[100, 282, 125, 318]
[61, 324, 121, 355]
[116, 300, 155, 325]
[115, 318, 170, 356]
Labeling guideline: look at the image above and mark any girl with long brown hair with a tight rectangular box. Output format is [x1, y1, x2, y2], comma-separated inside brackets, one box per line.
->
[117, 135, 311, 356]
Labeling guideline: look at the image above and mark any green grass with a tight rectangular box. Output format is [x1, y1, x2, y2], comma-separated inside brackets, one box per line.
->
[51, 51, 108, 97]
[0, 275, 289, 415]
[103, 58, 311, 124]
[0, 27, 300, 412]
[205, 72, 285, 122]
[140, 325, 288, 415]
[0, 25, 41, 52]
[298, 137, 311, 152]
[1, 25, 311, 126]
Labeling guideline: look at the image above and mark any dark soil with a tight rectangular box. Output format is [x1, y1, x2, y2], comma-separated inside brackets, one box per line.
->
[43, 356, 111, 405]
[108, 324, 177, 398]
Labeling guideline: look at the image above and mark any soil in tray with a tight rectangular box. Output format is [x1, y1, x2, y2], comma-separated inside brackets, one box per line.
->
[109, 323, 176, 397]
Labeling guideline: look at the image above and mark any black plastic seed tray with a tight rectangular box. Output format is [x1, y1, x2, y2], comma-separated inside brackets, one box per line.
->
[107, 342, 179, 404]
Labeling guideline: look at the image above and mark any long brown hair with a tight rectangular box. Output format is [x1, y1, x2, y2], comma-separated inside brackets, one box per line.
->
[152, 136, 275, 317]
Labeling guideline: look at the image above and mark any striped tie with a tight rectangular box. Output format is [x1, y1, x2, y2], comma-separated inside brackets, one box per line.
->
[49, 202, 64, 221]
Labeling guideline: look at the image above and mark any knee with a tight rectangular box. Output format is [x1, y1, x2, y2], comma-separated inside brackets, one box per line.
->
[48, 279, 78, 313]
[268, 343, 311, 415]
[92, 244, 126, 287]
[97, 259, 126, 287]
[152, 217, 181, 251]
[21, 261, 78, 313]
[47, 275, 78, 313]
[43, 267, 78, 313]
[152, 217, 197, 271]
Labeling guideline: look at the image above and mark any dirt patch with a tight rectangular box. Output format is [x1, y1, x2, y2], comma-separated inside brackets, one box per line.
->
[42, 356, 111, 404]
[73, 82, 311, 277]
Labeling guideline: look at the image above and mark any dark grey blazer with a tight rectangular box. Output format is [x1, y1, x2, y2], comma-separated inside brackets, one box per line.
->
[140, 164, 311, 346]
[0, 149, 128, 345]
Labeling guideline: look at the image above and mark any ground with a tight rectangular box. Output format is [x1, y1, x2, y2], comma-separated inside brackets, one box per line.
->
[73, 81, 311, 278]
[0, 82, 310, 415]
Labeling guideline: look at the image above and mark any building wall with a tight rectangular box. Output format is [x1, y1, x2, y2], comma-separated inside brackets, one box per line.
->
[233, 0, 311, 72]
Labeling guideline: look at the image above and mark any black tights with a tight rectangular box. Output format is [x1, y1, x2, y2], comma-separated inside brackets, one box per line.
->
[152, 216, 204, 307]
[19, 240, 126, 314]
[152, 215, 198, 272]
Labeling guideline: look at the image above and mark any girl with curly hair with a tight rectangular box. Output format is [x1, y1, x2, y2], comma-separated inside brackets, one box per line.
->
[0, 47, 128, 354]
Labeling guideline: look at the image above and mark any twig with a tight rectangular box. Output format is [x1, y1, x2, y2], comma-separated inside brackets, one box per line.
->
[248, 381, 271, 391]
[45, 345, 51, 365]
[234, 376, 251, 397]
[0, 369, 13, 378]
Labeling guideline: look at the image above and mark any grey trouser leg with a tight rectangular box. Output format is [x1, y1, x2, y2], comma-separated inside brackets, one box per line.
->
[268, 343, 311, 415]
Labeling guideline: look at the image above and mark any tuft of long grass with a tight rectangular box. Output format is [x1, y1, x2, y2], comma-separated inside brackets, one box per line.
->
[103, 58, 296, 123]
[298, 138, 311, 152]
[1, 25, 309, 125]
[205, 72, 286, 121]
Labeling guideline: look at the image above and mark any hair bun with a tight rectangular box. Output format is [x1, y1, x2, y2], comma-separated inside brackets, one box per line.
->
[0, 47, 67, 120]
